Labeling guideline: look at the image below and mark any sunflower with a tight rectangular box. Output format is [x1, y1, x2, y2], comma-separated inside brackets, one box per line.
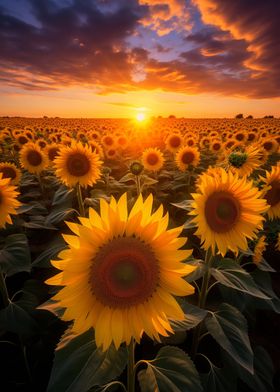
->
[142, 147, 164, 172]
[225, 145, 261, 177]
[88, 140, 104, 159]
[175, 146, 200, 172]
[247, 132, 257, 143]
[117, 135, 129, 149]
[101, 134, 115, 149]
[46, 143, 60, 163]
[15, 133, 29, 146]
[234, 131, 247, 143]
[19, 142, 49, 174]
[54, 141, 102, 188]
[165, 133, 183, 153]
[260, 138, 278, 154]
[0, 162, 21, 185]
[36, 139, 47, 150]
[261, 164, 280, 219]
[210, 139, 223, 154]
[189, 169, 268, 256]
[46, 194, 195, 351]
[0, 173, 21, 228]
[105, 148, 119, 160]
[252, 235, 267, 264]
[199, 136, 211, 149]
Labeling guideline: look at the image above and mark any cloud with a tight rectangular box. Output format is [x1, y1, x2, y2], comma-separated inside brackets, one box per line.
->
[0, 0, 279, 99]
[192, 0, 280, 97]
[138, 0, 192, 35]
[0, 0, 145, 92]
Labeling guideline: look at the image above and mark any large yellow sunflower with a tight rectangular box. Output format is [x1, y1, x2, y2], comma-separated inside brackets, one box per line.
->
[175, 146, 200, 172]
[46, 193, 195, 351]
[54, 141, 102, 188]
[0, 173, 21, 228]
[0, 162, 21, 185]
[189, 169, 268, 256]
[142, 147, 164, 172]
[19, 142, 49, 174]
[261, 164, 280, 219]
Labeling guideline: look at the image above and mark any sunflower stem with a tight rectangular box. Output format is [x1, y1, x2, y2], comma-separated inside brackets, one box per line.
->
[191, 248, 213, 358]
[135, 175, 141, 196]
[127, 339, 135, 392]
[76, 183, 85, 217]
[0, 271, 10, 308]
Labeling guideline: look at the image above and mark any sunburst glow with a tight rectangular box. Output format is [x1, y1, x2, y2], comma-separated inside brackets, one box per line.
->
[136, 112, 146, 122]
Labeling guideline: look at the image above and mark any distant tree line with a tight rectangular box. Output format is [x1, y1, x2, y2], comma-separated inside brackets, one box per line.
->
[235, 114, 274, 119]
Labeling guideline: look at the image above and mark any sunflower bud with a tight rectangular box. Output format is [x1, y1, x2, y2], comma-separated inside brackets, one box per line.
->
[130, 161, 144, 176]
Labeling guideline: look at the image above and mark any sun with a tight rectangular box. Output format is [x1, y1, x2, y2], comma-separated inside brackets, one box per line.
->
[136, 112, 146, 122]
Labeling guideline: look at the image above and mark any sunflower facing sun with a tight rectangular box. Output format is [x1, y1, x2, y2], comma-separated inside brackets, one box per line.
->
[19, 142, 49, 174]
[54, 141, 102, 188]
[261, 164, 280, 219]
[142, 147, 164, 172]
[46, 193, 196, 351]
[0, 173, 21, 228]
[189, 169, 268, 256]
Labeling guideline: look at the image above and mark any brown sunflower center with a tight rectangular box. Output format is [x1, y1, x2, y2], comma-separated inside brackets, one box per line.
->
[205, 191, 240, 233]
[118, 137, 127, 145]
[48, 147, 59, 161]
[0, 166, 16, 180]
[18, 136, 28, 144]
[147, 153, 159, 165]
[265, 181, 280, 206]
[104, 136, 114, 146]
[66, 153, 90, 177]
[27, 150, 43, 166]
[236, 133, 244, 141]
[247, 133, 255, 141]
[181, 151, 195, 164]
[169, 136, 181, 148]
[263, 141, 272, 151]
[89, 236, 159, 308]
[213, 143, 221, 151]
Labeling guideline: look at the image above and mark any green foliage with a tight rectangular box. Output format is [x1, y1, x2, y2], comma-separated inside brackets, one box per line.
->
[47, 329, 128, 392]
[205, 303, 254, 373]
[138, 346, 203, 392]
[0, 234, 31, 276]
[211, 258, 270, 299]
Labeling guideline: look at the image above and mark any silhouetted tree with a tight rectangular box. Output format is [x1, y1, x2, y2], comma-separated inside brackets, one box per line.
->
[235, 113, 243, 119]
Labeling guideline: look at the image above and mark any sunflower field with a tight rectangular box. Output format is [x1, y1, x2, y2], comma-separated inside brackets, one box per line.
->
[0, 117, 279, 392]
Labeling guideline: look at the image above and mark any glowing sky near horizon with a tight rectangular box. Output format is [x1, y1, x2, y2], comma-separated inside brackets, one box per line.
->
[0, 0, 279, 118]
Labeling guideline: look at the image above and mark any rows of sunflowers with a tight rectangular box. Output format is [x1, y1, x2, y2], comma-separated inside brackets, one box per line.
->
[0, 117, 279, 392]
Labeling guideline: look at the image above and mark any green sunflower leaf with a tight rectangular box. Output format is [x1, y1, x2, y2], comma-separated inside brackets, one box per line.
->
[138, 346, 203, 392]
[0, 301, 38, 337]
[200, 361, 236, 392]
[47, 329, 128, 392]
[170, 302, 208, 331]
[205, 303, 254, 374]
[222, 346, 275, 392]
[0, 234, 31, 276]
[211, 258, 270, 299]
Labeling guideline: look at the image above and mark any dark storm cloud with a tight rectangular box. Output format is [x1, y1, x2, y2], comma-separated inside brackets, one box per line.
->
[0, 0, 279, 98]
[192, 0, 280, 98]
[0, 0, 147, 91]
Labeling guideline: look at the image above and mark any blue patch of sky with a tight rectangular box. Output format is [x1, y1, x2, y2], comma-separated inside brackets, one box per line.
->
[0, 0, 41, 27]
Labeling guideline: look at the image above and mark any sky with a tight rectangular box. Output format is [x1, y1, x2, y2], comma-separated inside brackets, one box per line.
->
[0, 0, 279, 118]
